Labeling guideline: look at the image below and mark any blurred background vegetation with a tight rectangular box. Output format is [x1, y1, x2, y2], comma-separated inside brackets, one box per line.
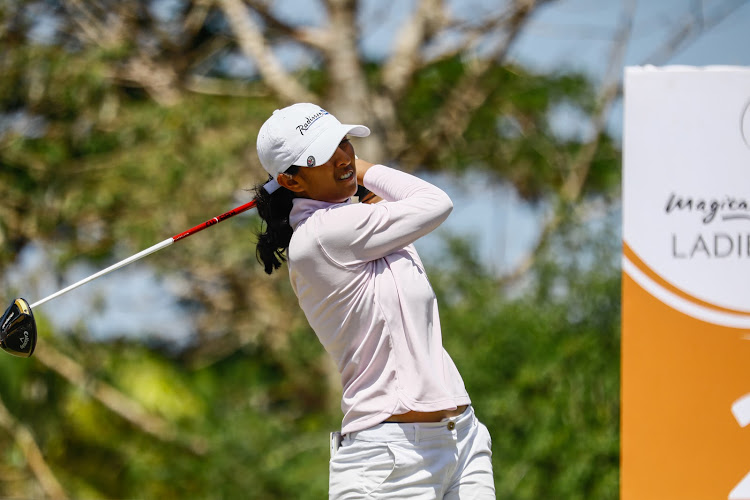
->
[0, 0, 745, 498]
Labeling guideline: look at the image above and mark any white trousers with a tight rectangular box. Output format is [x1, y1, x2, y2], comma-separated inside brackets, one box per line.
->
[329, 406, 495, 499]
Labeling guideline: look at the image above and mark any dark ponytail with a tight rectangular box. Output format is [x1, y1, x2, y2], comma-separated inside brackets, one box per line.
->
[254, 167, 299, 274]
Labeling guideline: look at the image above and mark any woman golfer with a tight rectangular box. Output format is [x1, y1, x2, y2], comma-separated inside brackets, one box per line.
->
[253, 103, 495, 499]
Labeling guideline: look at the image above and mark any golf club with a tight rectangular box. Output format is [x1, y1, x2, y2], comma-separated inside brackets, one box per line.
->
[1, 199, 258, 358]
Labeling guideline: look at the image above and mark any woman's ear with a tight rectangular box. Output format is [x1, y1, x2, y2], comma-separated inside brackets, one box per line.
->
[276, 172, 305, 193]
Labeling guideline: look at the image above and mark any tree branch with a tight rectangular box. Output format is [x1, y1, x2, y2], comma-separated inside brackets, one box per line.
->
[560, 0, 635, 201]
[498, 208, 559, 285]
[33, 343, 205, 454]
[420, 8, 519, 67]
[218, 0, 316, 104]
[320, 0, 369, 115]
[183, 0, 213, 37]
[184, 74, 269, 97]
[500, 0, 635, 285]
[381, 0, 448, 99]
[113, 56, 182, 106]
[404, 0, 540, 166]
[642, 0, 747, 66]
[313, 0, 389, 161]
[0, 394, 68, 500]
[60, 0, 124, 48]
[242, 0, 329, 50]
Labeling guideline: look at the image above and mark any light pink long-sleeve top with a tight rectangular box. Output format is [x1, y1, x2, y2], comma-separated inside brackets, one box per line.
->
[287, 164, 470, 435]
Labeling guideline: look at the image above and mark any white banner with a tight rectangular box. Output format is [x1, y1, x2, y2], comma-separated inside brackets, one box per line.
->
[622, 66, 750, 500]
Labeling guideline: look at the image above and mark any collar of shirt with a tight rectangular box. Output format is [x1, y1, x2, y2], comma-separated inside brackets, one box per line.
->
[289, 197, 352, 230]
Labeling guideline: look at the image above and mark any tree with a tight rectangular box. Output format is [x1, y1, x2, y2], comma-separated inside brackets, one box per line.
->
[1, 0, 743, 497]
[2, 0, 620, 364]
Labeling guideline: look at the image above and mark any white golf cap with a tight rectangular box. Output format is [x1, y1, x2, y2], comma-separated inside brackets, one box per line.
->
[257, 103, 370, 194]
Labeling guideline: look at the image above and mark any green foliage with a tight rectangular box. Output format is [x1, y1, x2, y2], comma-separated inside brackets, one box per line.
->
[0, 336, 340, 499]
[0, 43, 279, 272]
[0, 219, 621, 499]
[431, 218, 621, 499]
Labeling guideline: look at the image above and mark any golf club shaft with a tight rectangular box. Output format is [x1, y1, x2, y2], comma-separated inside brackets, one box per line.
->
[30, 199, 258, 309]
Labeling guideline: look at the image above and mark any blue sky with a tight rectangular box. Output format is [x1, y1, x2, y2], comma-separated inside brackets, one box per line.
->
[514, 0, 750, 72]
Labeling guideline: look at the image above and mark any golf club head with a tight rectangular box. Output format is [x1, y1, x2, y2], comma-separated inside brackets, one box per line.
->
[0, 298, 37, 358]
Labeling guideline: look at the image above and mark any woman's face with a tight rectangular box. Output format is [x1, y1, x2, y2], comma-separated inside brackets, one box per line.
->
[285, 137, 358, 203]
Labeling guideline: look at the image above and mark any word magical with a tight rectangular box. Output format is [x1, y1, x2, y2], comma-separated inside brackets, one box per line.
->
[665, 193, 750, 224]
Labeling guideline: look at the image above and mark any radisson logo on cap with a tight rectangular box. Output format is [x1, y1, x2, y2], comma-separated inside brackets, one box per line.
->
[296, 109, 329, 135]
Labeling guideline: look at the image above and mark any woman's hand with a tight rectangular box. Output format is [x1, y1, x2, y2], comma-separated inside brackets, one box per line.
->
[354, 158, 382, 204]
[355, 157, 376, 186]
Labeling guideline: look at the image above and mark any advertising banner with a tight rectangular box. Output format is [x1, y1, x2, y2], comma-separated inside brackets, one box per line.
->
[622, 66, 750, 499]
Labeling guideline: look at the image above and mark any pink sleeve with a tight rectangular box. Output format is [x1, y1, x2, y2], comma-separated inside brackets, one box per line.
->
[315, 165, 453, 265]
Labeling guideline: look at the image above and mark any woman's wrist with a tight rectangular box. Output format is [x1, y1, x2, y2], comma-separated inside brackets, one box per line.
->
[355, 158, 376, 186]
